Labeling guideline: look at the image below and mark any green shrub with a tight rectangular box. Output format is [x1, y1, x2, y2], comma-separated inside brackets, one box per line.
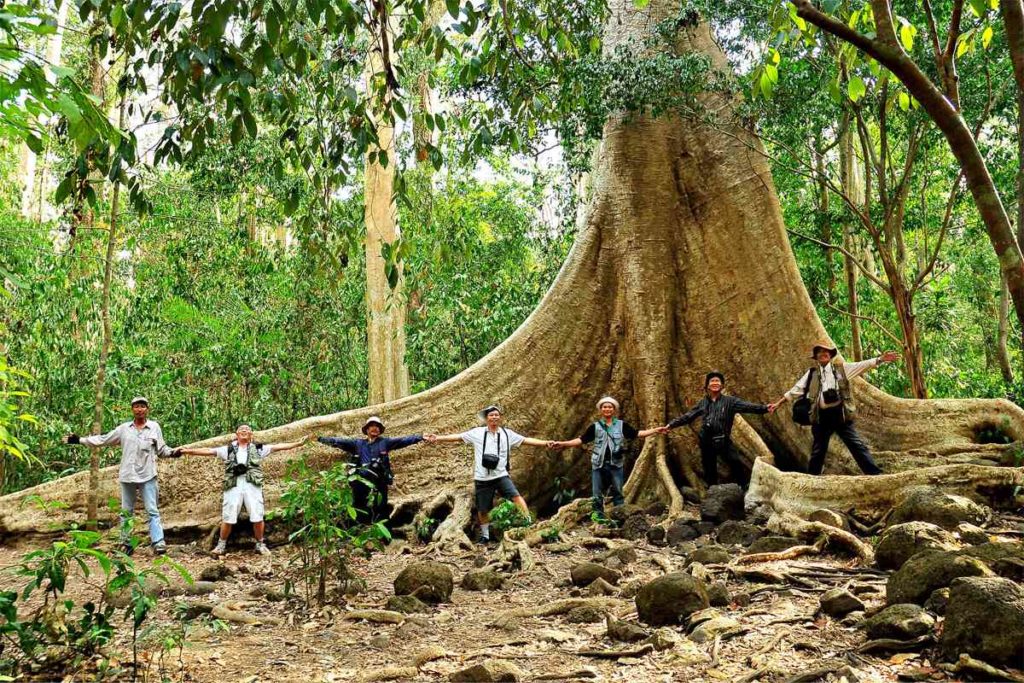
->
[489, 500, 532, 533]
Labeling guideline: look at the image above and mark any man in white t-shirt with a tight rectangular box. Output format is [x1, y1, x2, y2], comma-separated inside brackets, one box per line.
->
[426, 405, 556, 544]
[179, 425, 308, 555]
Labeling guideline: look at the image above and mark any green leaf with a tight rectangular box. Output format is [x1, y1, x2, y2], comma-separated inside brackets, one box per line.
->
[24, 134, 43, 154]
[847, 76, 867, 102]
[633, 0, 650, 7]
[898, 91, 910, 111]
[899, 20, 916, 51]
[445, 0, 459, 19]
[969, 0, 987, 17]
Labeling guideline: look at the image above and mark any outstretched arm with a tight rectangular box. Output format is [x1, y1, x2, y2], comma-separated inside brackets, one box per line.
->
[384, 434, 424, 450]
[268, 434, 310, 453]
[637, 427, 661, 438]
[521, 436, 556, 448]
[733, 398, 770, 415]
[317, 436, 359, 453]
[178, 447, 219, 457]
[664, 404, 704, 430]
[67, 427, 121, 448]
[424, 433, 463, 443]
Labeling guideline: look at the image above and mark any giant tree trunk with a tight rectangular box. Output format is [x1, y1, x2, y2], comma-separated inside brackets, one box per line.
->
[3, 0, 1023, 538]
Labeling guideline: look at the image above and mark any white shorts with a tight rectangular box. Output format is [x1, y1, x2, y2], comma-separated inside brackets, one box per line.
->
[222, 480, 265, 524]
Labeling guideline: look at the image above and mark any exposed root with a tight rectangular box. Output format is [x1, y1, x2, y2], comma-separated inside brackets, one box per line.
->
[342, 609, 406, 624]
[360, 666, 420, 682]
[768, 512, 874, 564]
[735, 537, 827, 565]
[506, 597, 630, 618]
[491, 532, 535, 573]
[939, 653, 1024, 682]
[211, 601, 278, 625]
[856, 634, 933, 654]
[522, 498, 592, 546]
[747, 459, 1024, 523]
[576, 644, 654, 658]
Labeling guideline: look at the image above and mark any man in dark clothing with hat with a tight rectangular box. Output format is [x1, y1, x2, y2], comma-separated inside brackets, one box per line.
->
[661, 372, 771, 488]
[770, 343, 899, 475]
[318, 417, 424, 524]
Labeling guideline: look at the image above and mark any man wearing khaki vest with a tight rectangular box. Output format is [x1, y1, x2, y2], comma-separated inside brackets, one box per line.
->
[770, 343, 899, 475]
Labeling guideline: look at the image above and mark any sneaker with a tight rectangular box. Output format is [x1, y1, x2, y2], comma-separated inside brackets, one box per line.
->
[255, 542, 271, 556]
[153, 542, 168, 555]
[211, 540, 227, 556]
[476, 534, 490, 546]
[120, 542, 135, 557]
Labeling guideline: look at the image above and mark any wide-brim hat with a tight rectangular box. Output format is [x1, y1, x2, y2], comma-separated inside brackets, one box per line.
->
[704, 371, 725, 388]
[130, 396, 149, 406]
[811, 342, 838, 359]
[596, 396, 620, 412]
[361, 416, 385, 434]
[478, 404, 502, 421]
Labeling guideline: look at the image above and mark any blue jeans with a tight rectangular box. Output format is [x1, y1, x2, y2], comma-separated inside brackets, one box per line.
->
[591, 463, 625, 513]
[120, 477, 164, 546]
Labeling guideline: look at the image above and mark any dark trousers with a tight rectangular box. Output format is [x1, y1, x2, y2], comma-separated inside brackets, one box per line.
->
[699, 432, 750, 488]
[352, 476, 390, 525]
[591, 463, 625, 513]
[809, 407, 883, 475]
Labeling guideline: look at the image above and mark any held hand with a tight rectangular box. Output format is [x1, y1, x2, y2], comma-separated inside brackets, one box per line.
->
[767, 403, 778, 414]
[168, 448, 183, 458]
[299, 434, 311, 445]
[64, 433, 80, 445]
[879, 350, 900, 364]
[424, 433, 438, 443]
[656, 425, 670, 435]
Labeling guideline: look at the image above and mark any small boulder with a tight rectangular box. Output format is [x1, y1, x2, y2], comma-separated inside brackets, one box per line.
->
[700, 484, 745, 524]
[570, 562, 621, 587]
[808, 509, 847, 530]
[956, 523, 989, 546]
[940, 576, 1024, 667]
[689, 616, 740, 643]
[608, 503, 646, 524]
[449, 660, 524, 682]
[690, 544, 731, 565]
[716, 520, 764, 547]
[199, 563, 233, 582]
[606, 615, 648, 643]
[394, 561, 454, 604]
[599, 545, 638, 566]
[386, 595, 430, 614]
[666, 519, 700, 545]
[875, 522, 958, 571]
[819, 588, 865, 618]
[707, 582, 731, 607]
[586, 577, 617, 597]
[960, 541, 1024, 581]
[644, 628, 682, 651]
[636, 572, 709, 626]
[621, 514, 651, 541]
[923, 588, 949, 616]
[887, 549, 992, 605]
[890, 487, 991, 530]
[745, 536, 802, 555]
[863, 603, 935, 641]
[566, 605, 604, 624]
[461, 569, 506, 592]
[646, 526, 667, 546]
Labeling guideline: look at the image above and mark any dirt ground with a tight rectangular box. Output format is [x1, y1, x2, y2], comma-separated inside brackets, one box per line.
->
[1, 507, 1021, 683]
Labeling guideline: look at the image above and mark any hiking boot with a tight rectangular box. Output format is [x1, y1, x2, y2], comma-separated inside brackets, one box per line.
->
[153, 542, 168, 555]
[211, 540, 227, 556]
[120, 542, 135, 556]
[255, 542, 271, 556]
[476, 534, 490, 546]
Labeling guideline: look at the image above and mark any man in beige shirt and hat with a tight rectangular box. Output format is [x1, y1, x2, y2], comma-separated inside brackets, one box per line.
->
[770, 343, 899, 475]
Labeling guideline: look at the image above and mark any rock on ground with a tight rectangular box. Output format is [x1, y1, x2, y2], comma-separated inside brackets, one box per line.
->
[886, 549, 992, 605]
[875, 522, 958, 571]
[461, 568, 506, 592]
[449, 660, 524, 682]
[863, 603, 935, 641]
[393, 560, 454, 604]
[745, 536, 802, 555]
[635, 572, 709, 626]
[890, 487, 991, 530]
[386, 595, 430, 614]
[940, 576, 1024, 668]
[570, 561, 622, 587]
[820, 588, 865, 618]
[700, 484, 745, 524]
[716, 520, 764, 547]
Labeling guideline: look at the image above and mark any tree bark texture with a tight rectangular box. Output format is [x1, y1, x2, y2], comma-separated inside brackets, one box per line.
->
[364, 34, 410, 404]
[2, 1, 1022, 537]
[839, 124, 864, 360]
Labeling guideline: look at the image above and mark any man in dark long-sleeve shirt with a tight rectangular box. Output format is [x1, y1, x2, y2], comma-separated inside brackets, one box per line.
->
[318, 416, 423, 524]
[663, 372, 770, 488]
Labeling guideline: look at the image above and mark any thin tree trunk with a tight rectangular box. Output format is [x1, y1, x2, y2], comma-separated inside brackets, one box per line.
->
[839, 121, 863, 360]
[365, 11, 410, 404]
[814, 138, 836, 299]
[890, 282, 927, 398]
[86, 92, 128, 529]
[999, 275, 1014, 384]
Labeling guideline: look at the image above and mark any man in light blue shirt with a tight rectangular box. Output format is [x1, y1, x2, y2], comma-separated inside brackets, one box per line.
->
[64, 396, 179, 554]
